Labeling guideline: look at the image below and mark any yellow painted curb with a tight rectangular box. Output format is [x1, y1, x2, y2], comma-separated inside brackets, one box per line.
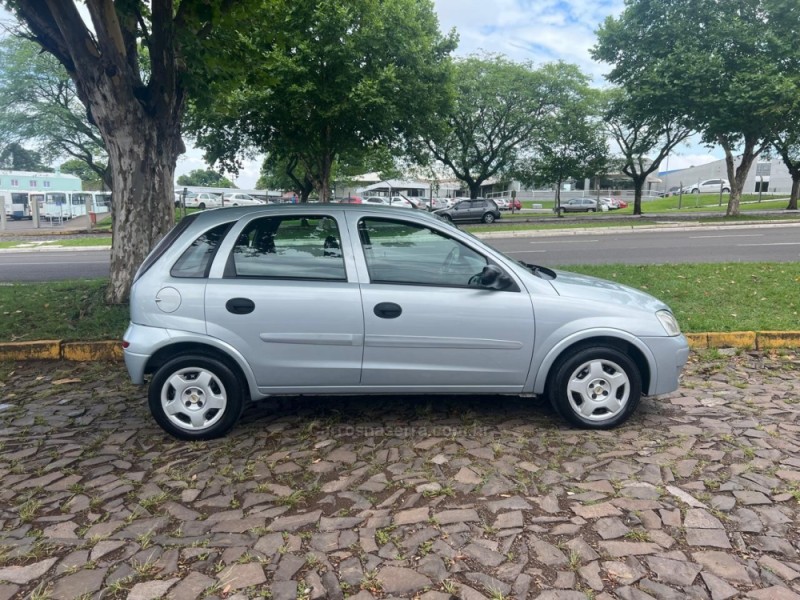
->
[0, 340, 62, 361]
[62, 341, 122, 361]
[2, 331, 800, 363]
[756, 331, 800, 350]
[706, 331, 757, 349]
[684, 333, 708, 349]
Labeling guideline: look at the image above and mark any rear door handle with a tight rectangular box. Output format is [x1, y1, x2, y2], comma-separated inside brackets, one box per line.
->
[226, 297, 255, 315]
[374, 302, 402, 319]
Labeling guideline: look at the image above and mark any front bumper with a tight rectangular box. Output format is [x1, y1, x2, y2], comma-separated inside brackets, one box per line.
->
[641, 334, 690, 396]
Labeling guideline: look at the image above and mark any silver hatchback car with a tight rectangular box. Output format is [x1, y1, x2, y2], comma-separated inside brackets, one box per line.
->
[123, 204, 689, 439]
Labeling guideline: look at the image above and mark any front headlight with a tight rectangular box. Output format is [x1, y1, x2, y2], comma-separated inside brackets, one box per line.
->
[656, 310, 681, 336]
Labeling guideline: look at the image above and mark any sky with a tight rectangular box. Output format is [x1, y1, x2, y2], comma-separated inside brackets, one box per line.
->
[1, 2, 720, 189]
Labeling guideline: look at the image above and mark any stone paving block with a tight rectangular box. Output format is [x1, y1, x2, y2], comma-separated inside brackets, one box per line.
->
[2, 355, 800, 600]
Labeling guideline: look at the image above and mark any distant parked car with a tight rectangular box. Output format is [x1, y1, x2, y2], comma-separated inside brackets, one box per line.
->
[184, 192, 222, 210]
[557, 198, 604, 214]
[683, 179, 730, 194]
[599, 198, 620, 210]
[435, 198, 501, 224]
[222, 193, 265, 206]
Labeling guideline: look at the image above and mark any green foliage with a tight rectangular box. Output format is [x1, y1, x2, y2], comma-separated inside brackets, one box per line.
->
[514, 74, 608, 205]
[601, 88, 692, 215]
[60, 159, 104, 186]
[187, 0, 456, 201]
[0, 35, 107, 183]
[0, 142, 50, 171]
[420, 56, 589, 198]
[176, 169, 235, 188]
[593, 0, 797, 214]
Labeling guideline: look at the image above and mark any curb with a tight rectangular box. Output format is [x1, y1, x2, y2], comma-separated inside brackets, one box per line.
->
[0, 340, 122, 362]
[1, 334, 799, 363]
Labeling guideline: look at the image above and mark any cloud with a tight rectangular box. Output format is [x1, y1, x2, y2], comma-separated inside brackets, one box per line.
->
[434, 0, 626, 81]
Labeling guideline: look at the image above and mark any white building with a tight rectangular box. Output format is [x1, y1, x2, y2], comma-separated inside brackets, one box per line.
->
[660, 156, 792, 194]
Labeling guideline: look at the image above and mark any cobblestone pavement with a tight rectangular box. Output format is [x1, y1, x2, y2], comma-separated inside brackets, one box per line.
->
[0, 351, 799, 600]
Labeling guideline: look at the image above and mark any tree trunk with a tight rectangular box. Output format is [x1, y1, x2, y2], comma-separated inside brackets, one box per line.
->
[788, 173, 799, 210]
[555, 178, 563, 217]
[103, 117, 179, 304]
[468, 181, 481, 199]
[632, 176, 645, 216]
[721, 136, 762, 217]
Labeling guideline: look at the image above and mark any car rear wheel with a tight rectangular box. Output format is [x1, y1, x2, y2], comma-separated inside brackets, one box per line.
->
[722, 188, 730, 193]
[590, 208, 597, 213]
[442, 214, 453, 223]
[547, 346, 641, 429]
[198, 202, 206, 210]
[482, 212, 496, 224]
[148, 355, 244, 440]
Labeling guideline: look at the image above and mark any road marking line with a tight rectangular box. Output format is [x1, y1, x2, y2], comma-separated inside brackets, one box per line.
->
[690, 234, 763, 239]
[736, 242, 800, 247]
[528, 240, 599, 244]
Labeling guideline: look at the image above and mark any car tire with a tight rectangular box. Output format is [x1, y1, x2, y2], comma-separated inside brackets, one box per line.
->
[547, 346, 641, 429]
[443, 214, 453, 223]
[722, 188, 730, 193]
[482, 212, 496, 224]
[148, 355, 244, 440]
[590, 208, 597, 213]
[198, 202, 206, 210]
[691, 188, 698, 194]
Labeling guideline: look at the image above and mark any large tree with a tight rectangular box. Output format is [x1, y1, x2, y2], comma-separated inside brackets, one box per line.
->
[0, 142, 50, 171]
[419, 56, 582, 199]
[594, 0, 786, 216]
[0, 35, 109, 187]
[176, 168, 234, 188]
[602, 88, 692, 215]
[6, 1, 237, 303]
[188, 0, 456, 203]
[513, 72, 609, 212]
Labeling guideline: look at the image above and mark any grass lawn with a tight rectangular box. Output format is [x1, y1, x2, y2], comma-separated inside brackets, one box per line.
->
[1, 262, 798, 342]
[0, 237, 112, 249]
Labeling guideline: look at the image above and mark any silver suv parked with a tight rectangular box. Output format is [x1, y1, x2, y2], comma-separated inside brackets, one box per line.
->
[124, 204, 689, 439]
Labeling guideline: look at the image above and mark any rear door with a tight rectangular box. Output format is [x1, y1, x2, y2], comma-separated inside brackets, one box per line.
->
[205, 212, 365, 390]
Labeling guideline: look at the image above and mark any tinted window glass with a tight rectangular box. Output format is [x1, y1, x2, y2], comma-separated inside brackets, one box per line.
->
[359, 218, 487, 287]
[171, 222, 232, 278]
[229, 215, 346, 280]
[136, 213, 201, 281]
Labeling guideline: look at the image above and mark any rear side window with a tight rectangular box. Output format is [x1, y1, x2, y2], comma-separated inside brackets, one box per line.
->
[171, 222, 232, 278]
[226, 215, 346, 281]
[135, 213, 200, 281]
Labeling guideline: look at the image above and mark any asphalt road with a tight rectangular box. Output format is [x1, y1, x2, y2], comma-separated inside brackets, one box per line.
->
[487, 224, 800, 266]
[1, 223, 799, 281]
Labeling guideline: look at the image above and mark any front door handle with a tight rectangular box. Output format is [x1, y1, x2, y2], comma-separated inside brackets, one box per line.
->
[226, 297, 255, 315]
[374, 302, 402, 319]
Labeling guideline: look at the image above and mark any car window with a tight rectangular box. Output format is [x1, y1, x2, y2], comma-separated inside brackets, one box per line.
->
[226, 215, 346, 280]
[358, 217, 487, 287]
[171, 222, 233, 278]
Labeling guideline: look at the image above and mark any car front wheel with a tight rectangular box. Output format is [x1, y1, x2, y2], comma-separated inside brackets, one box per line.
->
[722, 188, 730, 193]
[482, 212, 496, 224]
[198, 202, 206, 210]
[148, 355, 244, 440]
[547, 346, 641, 429]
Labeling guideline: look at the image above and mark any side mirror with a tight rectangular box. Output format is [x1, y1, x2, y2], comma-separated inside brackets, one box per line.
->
[477, 265, 513, 290]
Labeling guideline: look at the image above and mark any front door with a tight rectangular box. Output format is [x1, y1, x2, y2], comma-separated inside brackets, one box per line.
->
[351, 215, 535, 391]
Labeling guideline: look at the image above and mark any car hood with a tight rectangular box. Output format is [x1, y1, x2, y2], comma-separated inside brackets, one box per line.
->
[548, 269, 669, 313]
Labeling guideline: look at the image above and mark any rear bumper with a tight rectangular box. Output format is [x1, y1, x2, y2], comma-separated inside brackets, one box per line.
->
[122, 322, 172, 384]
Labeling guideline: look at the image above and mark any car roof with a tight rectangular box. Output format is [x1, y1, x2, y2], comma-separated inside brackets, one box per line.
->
[183, 202, 444, 230]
